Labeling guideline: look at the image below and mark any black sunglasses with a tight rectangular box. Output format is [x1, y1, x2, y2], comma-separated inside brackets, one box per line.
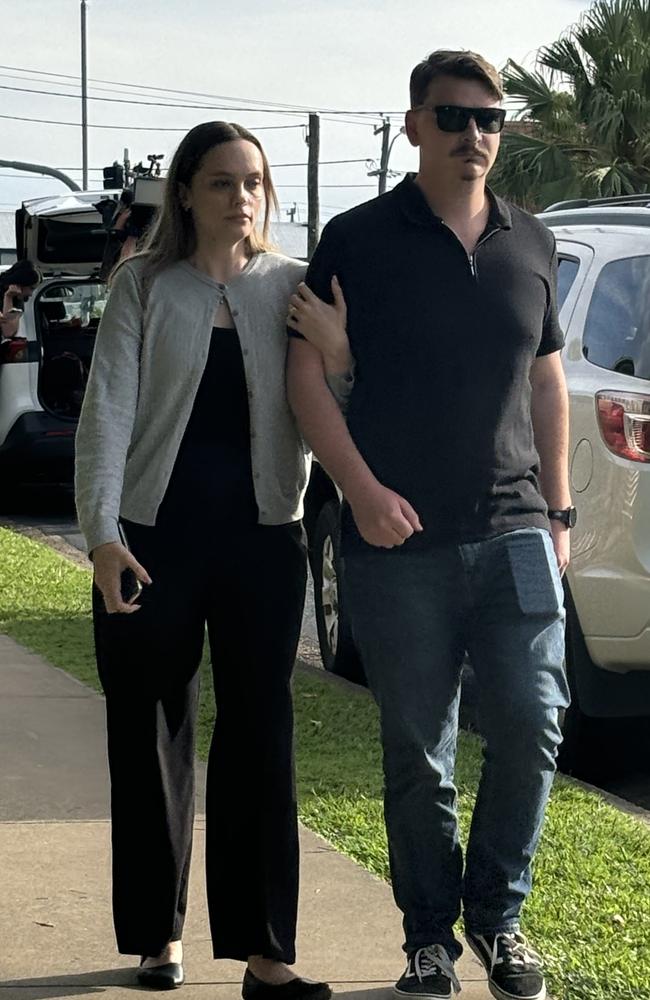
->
[416, 105, 506, 134]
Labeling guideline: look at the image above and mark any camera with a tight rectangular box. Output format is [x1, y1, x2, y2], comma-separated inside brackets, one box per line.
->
[125, 176, 165, 239]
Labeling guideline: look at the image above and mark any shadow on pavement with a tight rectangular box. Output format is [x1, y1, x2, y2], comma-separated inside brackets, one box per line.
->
[0, 967, 134, 997]
[0, 976, 396, 999]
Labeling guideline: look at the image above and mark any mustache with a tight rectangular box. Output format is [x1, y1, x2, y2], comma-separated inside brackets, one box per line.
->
[451, 144, 489, 160]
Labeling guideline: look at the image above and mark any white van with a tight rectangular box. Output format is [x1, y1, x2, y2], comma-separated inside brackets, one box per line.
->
[0, 191, 120, 483]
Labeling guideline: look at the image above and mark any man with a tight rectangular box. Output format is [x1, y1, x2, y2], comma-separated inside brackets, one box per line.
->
[0, 259, 39, 342]
[287, 50, 573, 1000]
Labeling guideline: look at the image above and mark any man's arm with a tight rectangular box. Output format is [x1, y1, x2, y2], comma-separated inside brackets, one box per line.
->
[0, 285, 23, 340]
[287, 338, 422, 548]
[530, 349, 571, 573]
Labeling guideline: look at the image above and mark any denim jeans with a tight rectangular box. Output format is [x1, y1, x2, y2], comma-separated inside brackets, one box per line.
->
[343, 528, 569, 959]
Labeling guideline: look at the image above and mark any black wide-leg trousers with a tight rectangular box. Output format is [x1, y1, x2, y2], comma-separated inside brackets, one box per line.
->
[92, 519, 307, 962]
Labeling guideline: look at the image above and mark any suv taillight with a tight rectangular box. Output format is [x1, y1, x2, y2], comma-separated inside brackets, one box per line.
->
[596, 391, 650, 463]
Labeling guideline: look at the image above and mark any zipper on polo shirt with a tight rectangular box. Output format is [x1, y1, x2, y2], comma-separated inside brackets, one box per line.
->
[440, 219, 500, 282]
[469, 227, 500, 281]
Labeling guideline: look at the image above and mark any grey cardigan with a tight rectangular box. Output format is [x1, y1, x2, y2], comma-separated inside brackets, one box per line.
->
[75, 252, 314, 553]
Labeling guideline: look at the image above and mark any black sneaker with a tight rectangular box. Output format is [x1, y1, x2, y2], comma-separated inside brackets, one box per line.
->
[394, 944, 461, 999]
[466, 931, 546, 1000]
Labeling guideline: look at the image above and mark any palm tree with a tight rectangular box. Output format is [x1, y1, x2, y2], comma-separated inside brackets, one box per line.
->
[492, 0, 650, 211]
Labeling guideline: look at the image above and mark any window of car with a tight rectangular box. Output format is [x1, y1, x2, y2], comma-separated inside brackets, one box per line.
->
[582, 255, 650, 379]
[557, 256, 580, 311]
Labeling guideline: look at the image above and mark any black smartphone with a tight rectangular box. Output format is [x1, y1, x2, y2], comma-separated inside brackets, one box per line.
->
[120, 568, 143, 605]
[11, 293, 24, 310]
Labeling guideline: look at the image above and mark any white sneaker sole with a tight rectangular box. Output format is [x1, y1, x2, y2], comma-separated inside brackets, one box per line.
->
[394, 988, 452, 1000]
[465, 937, 546, 1000]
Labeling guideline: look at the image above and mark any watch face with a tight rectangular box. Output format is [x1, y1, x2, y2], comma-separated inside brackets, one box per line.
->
[568, 507, 577, 528]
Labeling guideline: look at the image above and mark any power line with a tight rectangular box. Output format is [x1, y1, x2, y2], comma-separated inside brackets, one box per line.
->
[0, 63, 400, 117]
[0, 81, 400, 118]
[0, 112, 304, 132]
[0, 82, 314, 114]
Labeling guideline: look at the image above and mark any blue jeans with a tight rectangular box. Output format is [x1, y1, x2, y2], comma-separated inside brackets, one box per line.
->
[343, 528, 569, 959]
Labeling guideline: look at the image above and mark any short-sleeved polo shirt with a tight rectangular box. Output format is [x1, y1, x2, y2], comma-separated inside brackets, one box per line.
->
[301, 174, 564, 554]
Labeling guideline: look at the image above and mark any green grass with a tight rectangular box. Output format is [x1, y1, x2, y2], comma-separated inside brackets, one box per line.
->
[1, 525, 649, 1000]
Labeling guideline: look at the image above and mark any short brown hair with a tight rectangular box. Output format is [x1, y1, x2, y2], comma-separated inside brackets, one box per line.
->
[409, 50, 503, 108]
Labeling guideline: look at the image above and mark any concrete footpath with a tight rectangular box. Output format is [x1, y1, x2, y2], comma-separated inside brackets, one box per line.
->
[0, 633, 490, 1000]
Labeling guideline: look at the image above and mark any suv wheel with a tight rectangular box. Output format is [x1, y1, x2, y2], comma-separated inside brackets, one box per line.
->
[311, 499, 364, 683]
[558, 593, 605, 776]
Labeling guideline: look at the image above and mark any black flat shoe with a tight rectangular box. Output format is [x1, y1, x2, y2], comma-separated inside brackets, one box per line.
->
[136, 958, 185, 990]
[242, 969, 332, 1000]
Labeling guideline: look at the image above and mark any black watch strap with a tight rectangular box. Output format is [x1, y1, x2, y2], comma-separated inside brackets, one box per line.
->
[547, 506, 577, 528]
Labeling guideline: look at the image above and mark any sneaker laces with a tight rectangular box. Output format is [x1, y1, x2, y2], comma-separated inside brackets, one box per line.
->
[491, 932, 542, 972]
[413, 945, 461, 995]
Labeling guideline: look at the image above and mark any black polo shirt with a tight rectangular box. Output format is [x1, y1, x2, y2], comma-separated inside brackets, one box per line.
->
[301, 174, 564, 554]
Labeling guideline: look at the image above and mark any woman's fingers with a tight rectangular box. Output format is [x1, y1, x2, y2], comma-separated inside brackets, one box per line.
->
[296, 282, 319, 303]
[331, 275, 348, 319]
[93, 542, 150, 613]
[126, 553, 152, 586]
[101, 573, 141, 614]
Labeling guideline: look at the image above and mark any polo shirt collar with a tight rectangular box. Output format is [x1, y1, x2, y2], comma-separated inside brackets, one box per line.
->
[396, 172, 512, 231]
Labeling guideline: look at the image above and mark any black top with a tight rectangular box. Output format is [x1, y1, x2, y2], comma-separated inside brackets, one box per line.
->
[302, 174, 564, 553]
[156, 325, 258, 525]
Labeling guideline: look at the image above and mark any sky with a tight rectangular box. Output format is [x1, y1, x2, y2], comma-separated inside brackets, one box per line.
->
[2, 0, 592, 227]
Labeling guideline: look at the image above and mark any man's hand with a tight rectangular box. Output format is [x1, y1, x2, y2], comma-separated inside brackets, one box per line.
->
[347, 480, 423, 548]
[92, 541, 152, 614]
[550, 520, 570, 576]
[287, 276, 352, 374]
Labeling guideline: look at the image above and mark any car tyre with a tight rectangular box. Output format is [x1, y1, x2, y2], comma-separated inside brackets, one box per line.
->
[558, 591, 607, 777]
[311, 499, 365, 683]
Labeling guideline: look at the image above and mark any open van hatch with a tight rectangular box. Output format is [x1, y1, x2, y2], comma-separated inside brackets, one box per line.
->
[16, 190, 121, 277]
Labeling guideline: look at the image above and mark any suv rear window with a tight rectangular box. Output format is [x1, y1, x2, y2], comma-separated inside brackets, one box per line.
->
[557, 257, 580, 310]
[582, 255, 650, 379]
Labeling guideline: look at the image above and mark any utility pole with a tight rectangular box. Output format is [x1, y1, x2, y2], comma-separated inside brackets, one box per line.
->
[80, 0, 89, 189]
[375, 117, 391, 196]
[368, 122, 406, 195]
[306, 113, 320, 260]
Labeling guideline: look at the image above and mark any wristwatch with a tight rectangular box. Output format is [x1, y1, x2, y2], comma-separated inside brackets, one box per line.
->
[547, 506, 577, 528]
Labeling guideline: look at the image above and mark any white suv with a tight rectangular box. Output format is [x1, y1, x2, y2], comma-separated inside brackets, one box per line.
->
[304, 195, 650, 764]
[0, 191, 119, 483]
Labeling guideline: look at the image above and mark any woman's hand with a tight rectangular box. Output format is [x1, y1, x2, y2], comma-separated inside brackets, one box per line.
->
[92, 541, 152, 614]
[287, 276, 353, 375]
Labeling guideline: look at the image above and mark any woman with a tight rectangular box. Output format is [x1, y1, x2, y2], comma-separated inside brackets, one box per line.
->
[75, 122, 334, 999]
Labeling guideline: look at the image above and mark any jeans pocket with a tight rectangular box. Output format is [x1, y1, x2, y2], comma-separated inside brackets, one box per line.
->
[505, 529, 563, 616]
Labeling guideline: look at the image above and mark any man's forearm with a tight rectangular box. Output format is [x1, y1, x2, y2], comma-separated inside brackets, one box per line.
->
[287, 339, 375, 502]
[531, 371, 571, 509]
[0, 316, 20, 340]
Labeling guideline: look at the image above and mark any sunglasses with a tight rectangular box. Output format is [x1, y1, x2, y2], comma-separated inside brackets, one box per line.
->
[416, 105, 506, 134]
